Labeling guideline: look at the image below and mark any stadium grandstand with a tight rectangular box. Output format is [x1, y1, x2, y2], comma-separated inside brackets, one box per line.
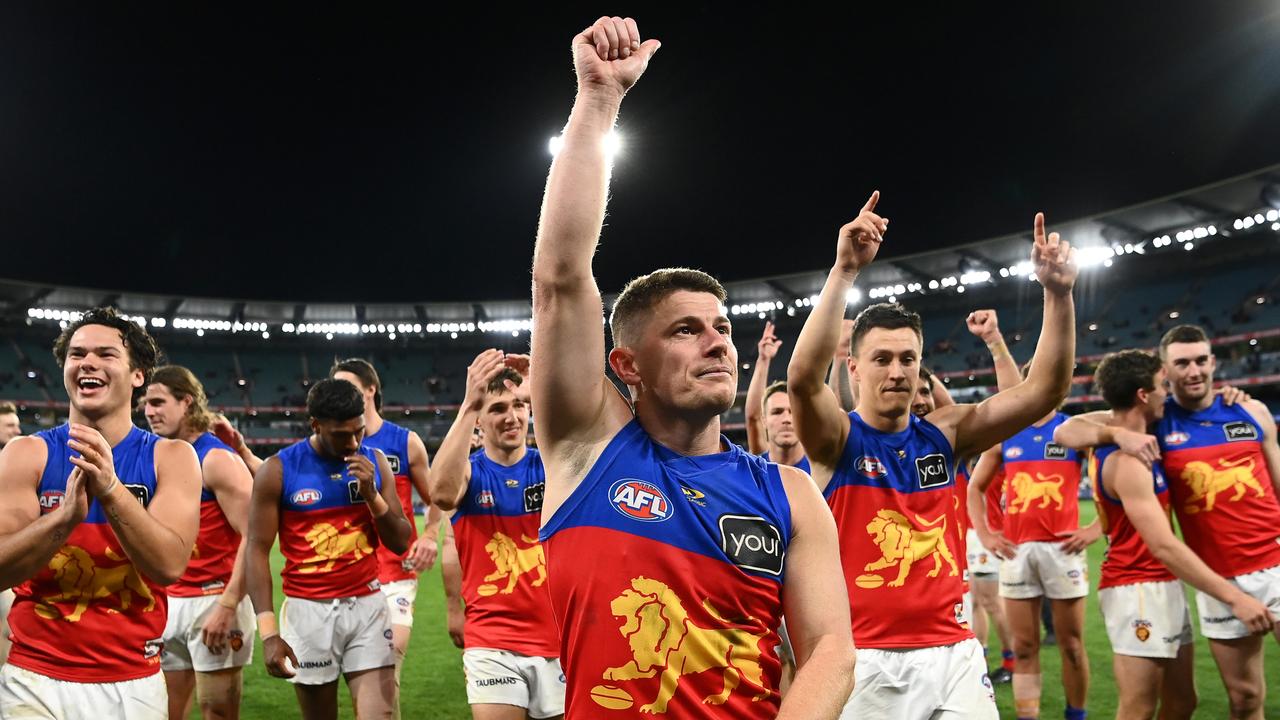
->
[5, 166, 1279, 454]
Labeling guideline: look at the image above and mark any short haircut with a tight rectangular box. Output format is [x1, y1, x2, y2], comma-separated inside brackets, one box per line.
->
[0, 401, 16, 416]
[330, 358, 382, 411]
[1159, 324, 1210, 358]
[150, 365, 214, 433]
[1095, 349, 1163, 410]
[306, 378, 365, 422]
[609, 268, 727, 348]
[919, 366, 935, 393]
[53, 307, 163, 402]
[850, 303, 923, 356]
[486, 368, 523, 396]
[762, 380, 787, 413]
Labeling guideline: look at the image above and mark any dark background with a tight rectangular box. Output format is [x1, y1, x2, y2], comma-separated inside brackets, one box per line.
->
[2, 3, 1278, 302]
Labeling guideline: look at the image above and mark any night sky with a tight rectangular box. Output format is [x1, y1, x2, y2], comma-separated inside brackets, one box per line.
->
[2, 3, 1279, 303]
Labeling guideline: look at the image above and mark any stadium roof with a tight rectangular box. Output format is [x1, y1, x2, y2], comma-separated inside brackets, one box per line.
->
[4, 164, 1279, 336]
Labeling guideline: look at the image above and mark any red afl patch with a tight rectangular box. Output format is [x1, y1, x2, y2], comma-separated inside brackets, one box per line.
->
[39, 490, 65, 511]
[609, 479, 673, 522]
[291, 489, 322, 506]
[1163, 431, 1189, 446]
[856, 456, 887, 479]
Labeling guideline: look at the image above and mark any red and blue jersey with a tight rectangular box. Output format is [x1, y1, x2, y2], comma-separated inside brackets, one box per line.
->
[541, 419, 791, 719]
[1000, 414, 1082, 543]
[1091, 445, 1176, 589]
[8, 424, 168, 682]
[826, 412, 970, 649]
[363, 421, 420, 584]
[1157, 397, 1280, 577]
[169, 433, 242, 598]
[760, 450, 811, 475]
[277, 439, 384, 600]
[451, 447, 556, 657]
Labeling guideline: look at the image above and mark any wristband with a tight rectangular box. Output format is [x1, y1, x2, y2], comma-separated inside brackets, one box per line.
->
[99, 475, 119, 498]
[217, 594, 240, 610]
[257, 610, 279, 639]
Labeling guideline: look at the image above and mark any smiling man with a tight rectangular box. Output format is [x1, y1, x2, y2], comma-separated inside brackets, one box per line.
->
[0, 307, 201, 720]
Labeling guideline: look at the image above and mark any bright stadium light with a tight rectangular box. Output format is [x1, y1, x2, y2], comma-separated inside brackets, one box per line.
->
[846, 287, 862, 304]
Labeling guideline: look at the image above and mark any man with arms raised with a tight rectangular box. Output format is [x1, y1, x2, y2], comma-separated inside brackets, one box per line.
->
[245, 378, 412, 720]
[0, 307, 200, 719]
[330, 357, 441, 715]
[530, 16, 853, 719]
[431, 349, 563, 720]
[144, 365, 256, 720]
[789, 204, 1078, 719]
[745, 322, 810, 473]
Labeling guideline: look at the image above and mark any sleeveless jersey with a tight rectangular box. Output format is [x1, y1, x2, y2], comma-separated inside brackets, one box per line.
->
[541, 419, 791, 719]
[1001, 414, 1082, 543]
[8, 425, 168, 682]
[826, 412, 970, 649]
[364, 421, 420, 584]
[277, 439, 384, 599]
[451, 448, 557, 657]
[1157, 397, 1280, 577]
[1091, 445, 1176, 589]
[761, 450, 812, 475]
[169, 433, 242, 597]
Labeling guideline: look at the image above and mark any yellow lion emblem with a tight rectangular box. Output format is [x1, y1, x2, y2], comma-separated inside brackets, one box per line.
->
[861, 509, 958, 588]
[298, 522, 373, 573]
[480, 532, 546, 595]
[1181, 457, 1266, 513]
[1007, 472, 1065, 514]
[34, 546, 155, 623]
[599, 577, 769, 714]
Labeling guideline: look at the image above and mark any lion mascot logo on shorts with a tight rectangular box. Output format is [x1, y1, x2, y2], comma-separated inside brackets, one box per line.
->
[859, 509, 958, 588]
[1181, 457, 1266, 513]
[1007, 472, 1065, 514]
[35, 545, 156, 623]
[299, 521, 373, 573]
[593, 576, 770, 714]
[479, 532, 546, 595]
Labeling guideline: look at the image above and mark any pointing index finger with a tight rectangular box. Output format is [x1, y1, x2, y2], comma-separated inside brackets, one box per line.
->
[1033, 212, 1046, 245]
[861, 190, 880, 214]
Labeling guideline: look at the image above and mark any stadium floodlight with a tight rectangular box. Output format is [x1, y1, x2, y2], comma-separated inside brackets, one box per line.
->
[1184, 242, 1194, 251]
[846, 288, 862, 304]
[929, 279, 940, 289]
[549, 130, 623, 159]
[955, 286, 965, 294]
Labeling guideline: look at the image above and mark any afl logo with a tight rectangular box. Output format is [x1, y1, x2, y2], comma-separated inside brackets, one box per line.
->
[1005, 446, 1023, 459]
[291, 489, 322, 506]
[856, 456, 886, 479]
[609, 479, 672, 523]
[39, 490, 65, 510]
[1163, 431, 1189, 446]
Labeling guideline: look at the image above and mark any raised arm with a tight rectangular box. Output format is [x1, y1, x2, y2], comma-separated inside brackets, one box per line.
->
[937, 214, 1078, 458]
[530, 18, 658, 462]
[406, 431, 440, 572]
[789, 194, 887, 479]
[1052, 411, 1161, 465]
[1109, 454, 1273, 634]
[211, 415, 264, 475]
[829, 319, 856, 412]
[966, 309, 1021, 392]
[965, 444, 1015, 559]
[776, 465, 856, 720]
[431, 350, 505, 511]
[745, 322, 782, 455]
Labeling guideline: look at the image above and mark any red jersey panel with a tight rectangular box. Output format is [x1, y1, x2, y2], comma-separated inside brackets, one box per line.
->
[277, 439, 384, 599]
[365, 421, 421, 584]
[986, 467, 1005, 533]
[1158, 397, 1280, 577]
[1001, 414, 1082, 543]
[1092, 445, 1177, 589]
[169, 433, 241, 597]
[8, 425, 168, 682]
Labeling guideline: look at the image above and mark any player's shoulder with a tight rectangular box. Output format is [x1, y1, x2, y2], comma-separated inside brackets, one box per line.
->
[0, 434, 50, 472]
[1240, 398, 1276, 430]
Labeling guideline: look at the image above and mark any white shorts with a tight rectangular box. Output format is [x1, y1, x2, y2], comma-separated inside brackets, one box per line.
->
[462, 648, 565, 718]
[965, 529, 1001, 577]
[160, 595, 255, 672]
[0, 664, 166, 720]
[1195, 563, 1280, 640]
[280, 593, 396, 685]
[999, 540, 1089, 600]
[380, 579, 418, 628]
[840, 638, 997, 720]
[1099, 581, 1193, 659]
[0, 587, 14, 662]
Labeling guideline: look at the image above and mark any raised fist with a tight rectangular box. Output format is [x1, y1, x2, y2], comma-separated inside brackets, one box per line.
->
[573, 17, 661, 99]
[966, 310, 1001, 343]
[757, 322, 782, 361]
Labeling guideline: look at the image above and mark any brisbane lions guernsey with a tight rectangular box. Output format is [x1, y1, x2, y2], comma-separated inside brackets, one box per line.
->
[8, 425, 168, 682]
[1091, 445, 1176, 589]
[1000, 414, 1082, 544]
[363, 421, 420, 585]
[1158, 396, 1280, 577]
[827, 412, 970, 649]
[169, 433, 241, 598]
[760, 450, 811, 475]
[541, 419, 791, 719]
[451, 447, 556, 657]
[277, 439, 384, 599]
[986, 466, 1006, 533]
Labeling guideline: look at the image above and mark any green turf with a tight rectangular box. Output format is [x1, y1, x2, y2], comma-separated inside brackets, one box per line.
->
[217, 510, 1278, 719]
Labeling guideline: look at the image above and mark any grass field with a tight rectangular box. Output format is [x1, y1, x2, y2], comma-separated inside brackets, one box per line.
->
[224, 507, 1280, 719]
